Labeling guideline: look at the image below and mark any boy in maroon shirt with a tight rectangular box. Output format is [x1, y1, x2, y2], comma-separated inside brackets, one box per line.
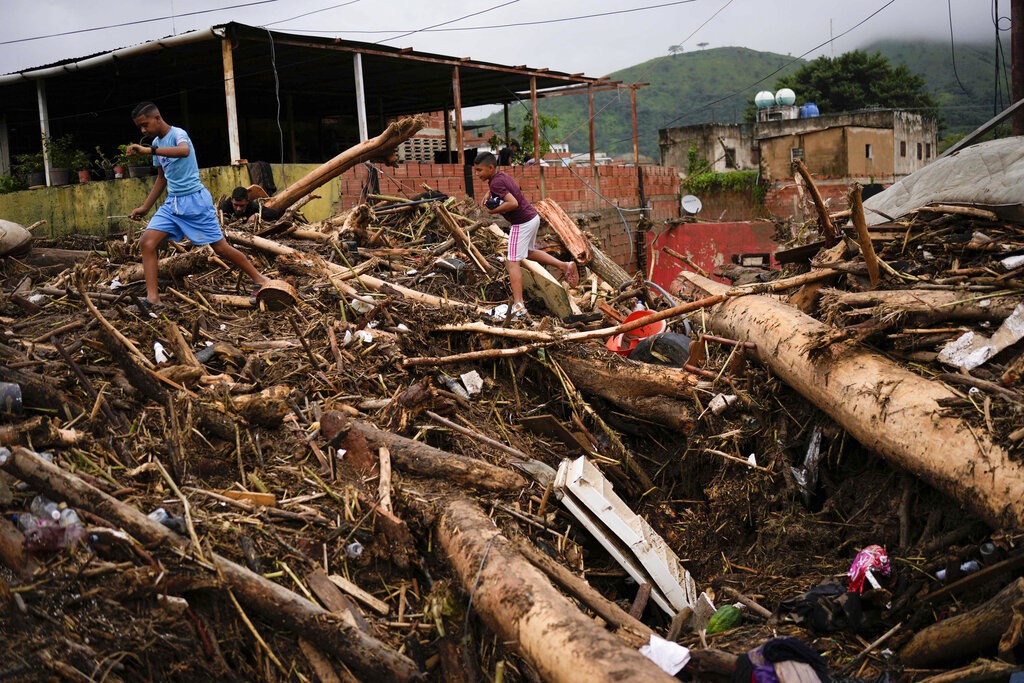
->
[474, 152, 578, 318]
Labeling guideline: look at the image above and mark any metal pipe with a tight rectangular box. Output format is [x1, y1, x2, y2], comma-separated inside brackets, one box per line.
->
[0, 27, 222, 85]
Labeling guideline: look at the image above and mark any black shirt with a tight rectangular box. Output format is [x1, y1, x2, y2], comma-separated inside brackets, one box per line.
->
[498, 147, 516, 166]
[219, 197, 281, 221]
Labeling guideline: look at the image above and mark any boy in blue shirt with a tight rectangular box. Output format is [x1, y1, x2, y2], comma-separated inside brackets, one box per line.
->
[126, 101, 267, 309]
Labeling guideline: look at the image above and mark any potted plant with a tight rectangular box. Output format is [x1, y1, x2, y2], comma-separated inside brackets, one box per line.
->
[124, 143, 153, 179]
[43, 133, 75, 186]
[114, 145, 130, 179]
[0, 174, 26, 194]
[13, 153, 44, 187]
[72, 150, 92, 183]
[94, 147, 116, 180]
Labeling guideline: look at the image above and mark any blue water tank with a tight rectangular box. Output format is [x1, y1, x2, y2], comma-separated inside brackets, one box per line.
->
[800, 102, 820, 118]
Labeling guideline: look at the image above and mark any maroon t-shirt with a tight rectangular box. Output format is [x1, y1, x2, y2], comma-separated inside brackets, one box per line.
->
[488, 171, 537, 226]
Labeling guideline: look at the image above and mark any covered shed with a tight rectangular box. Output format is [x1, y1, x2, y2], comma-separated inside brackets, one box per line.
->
[0, 22, 612, 183]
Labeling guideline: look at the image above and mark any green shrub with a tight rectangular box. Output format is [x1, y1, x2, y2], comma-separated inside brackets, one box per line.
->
[0, 174, 26, 194]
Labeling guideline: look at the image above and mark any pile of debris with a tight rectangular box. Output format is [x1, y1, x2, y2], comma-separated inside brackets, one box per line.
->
[0, 126, 1022, 683]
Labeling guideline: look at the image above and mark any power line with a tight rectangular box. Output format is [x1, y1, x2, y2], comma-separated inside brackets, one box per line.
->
[550, 0, 735, 151]
[373, 0, 522, 45]
[264, 0, 361, 28]
[0, 0, 288, 47]
[274, 0, 698, 34]
[948, 0, 969, 93]
[657, 0, 896, 130]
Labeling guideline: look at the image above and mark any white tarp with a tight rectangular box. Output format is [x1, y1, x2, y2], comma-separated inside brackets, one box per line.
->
[863, 137, 1024, 225]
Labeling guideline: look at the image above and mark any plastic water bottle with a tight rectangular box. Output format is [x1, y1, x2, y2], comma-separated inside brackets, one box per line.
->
[30, 495, 61, 522]
[59, 508, 86, 547]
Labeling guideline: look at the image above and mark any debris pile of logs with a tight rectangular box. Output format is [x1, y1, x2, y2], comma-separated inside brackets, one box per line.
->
[0, 130, 1022, 682]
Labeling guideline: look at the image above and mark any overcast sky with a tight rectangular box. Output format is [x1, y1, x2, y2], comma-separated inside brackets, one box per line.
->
[0, 0, 996, 84]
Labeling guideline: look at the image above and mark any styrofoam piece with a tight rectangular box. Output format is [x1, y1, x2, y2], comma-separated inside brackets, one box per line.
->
[554, 456, 698, 615]
[937, 303, 1024, 370]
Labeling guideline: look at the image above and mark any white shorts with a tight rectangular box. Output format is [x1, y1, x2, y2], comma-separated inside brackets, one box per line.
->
[507, 214, 540, 262]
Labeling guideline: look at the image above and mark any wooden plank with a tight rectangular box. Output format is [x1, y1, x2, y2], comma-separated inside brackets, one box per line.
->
[328, 574, 390, 615]
[519, 414, 585, 453]
[218, 490, 276, 507]
[305, 569, 369, 631]
[298, 637, 346, 683]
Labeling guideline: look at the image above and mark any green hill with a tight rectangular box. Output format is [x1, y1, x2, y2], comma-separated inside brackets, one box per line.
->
[467, 41, 999, 161]
[857, 39, 999, 135]
[468, 46, 803, 160]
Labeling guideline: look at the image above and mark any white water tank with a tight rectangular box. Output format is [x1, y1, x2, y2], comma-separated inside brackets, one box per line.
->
[754, 91, 775, 108]
[775, 88, 796, 106]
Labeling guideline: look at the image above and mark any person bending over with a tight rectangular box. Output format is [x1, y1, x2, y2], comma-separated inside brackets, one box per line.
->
[219, 185, 281, 223]
[473, 152, 578, 319]
[126, 102, 268, 309]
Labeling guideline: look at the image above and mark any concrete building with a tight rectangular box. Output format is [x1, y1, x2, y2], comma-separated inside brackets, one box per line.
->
[659, 123, 758, 173]
[659, 109, 938, 183]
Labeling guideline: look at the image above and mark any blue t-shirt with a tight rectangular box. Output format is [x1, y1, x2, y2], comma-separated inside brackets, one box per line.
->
[152, 126, 203, 197]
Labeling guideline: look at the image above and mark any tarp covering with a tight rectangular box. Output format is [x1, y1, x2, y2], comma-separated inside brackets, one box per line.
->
[864, 137, 1024, 224]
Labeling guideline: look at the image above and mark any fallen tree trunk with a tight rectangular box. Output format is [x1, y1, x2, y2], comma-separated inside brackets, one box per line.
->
[510, 535, 653, 645]
[557, 354, 696, 432]
[115, 247, 212, 283]
[534, 199, 593, 266]
[680, 271, 1024, 530]
[436, 496, 675, 683]
[901, 578, 1024, 667]
[0, 447, 419, 682]
[821, 288, 1021, 324]
[266, 117, 425, 214]
[347, 419, 527, 492]
[589, 241, 631, 289]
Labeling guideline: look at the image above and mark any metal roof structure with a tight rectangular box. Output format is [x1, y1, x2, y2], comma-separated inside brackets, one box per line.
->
[0, 22, 605, 178]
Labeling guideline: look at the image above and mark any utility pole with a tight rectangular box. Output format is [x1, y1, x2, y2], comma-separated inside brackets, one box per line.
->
[1013, 0, 1024, 134]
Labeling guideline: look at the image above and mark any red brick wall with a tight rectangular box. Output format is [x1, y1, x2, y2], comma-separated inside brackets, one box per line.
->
[329, 162, 679, 220]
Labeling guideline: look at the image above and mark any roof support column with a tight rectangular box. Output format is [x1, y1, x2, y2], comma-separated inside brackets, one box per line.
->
[353, 52, 368, 142]
[36, 79, 51, 187]
[588, 83, 599, 200]
[503, 103, 510, 146]
[452, 66, 464, 164]
[531, 76, 545, 198]
[221, 37, 241, 163]
[0, 115, 10, 176]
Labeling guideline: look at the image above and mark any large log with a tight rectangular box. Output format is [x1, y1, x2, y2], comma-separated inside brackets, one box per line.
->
[436, 496, 675, 683]
[266, 117, 425, 214]
[115, 247, 212, 283]
[534, 198, 593, 266]
[0, 447, 419, 682]
[680, 271, 1024, 530]
[901, 578, 1024, 667]
[557, 354, 696, 432]
[590, 241, 631, 289]
[346, 419, 527, 492]
[822, 288, 1022, 324]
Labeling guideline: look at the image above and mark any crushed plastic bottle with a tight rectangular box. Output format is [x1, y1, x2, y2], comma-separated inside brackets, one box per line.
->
[147, 507, 187, 534]
[19, 513, 66, 552]
[30, 495, 61, 522]
[345, 541, 363, 558]
[59, 508, 86, 547]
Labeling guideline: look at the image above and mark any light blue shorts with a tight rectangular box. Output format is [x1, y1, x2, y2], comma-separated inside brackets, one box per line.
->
[147, 187, 223, 245]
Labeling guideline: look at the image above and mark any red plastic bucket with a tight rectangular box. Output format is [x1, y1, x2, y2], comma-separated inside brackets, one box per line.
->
[605, 310, 667, 357]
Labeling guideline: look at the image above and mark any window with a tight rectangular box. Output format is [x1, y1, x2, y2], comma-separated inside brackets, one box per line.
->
[917, 143, 922, 160]
[900, 141, 907, 157]
[790, 147, 804, 162]
[865, 144, 873, 159]
[724, 147, 736, 169]
[926, 143, 931, 158]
